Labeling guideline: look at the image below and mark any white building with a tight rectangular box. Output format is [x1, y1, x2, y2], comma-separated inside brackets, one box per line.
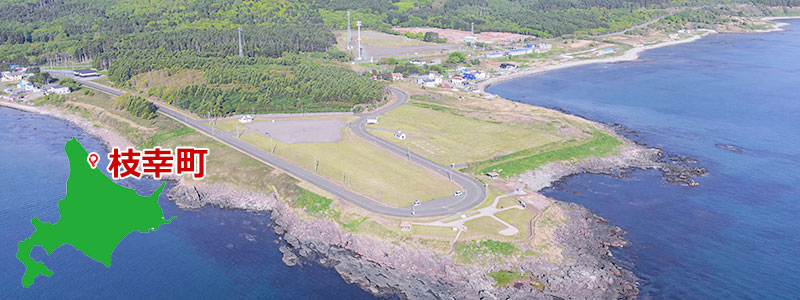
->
[47, 85, 70, 95]
[73, 69, 99, 77]
[417, 72, 442, 87]
[17, 80, 40, 92]
[486, 52, 504, 59]
[508, 48, 533, 56]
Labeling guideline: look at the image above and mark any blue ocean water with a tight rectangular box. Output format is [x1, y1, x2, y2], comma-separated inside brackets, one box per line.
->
[0, 107, 374, 299]
[488, 21, 800, 299]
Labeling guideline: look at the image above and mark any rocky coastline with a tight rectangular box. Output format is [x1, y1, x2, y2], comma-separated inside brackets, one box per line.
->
[167, 174, 643, 300]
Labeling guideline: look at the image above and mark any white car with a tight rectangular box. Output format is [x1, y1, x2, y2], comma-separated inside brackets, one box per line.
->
[413, 200, 421, 206]
[454, 191, 463, 197]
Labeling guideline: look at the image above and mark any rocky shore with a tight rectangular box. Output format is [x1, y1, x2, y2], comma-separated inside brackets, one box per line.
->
[167, 180, 641, 299]
[520, 129, 707, 192]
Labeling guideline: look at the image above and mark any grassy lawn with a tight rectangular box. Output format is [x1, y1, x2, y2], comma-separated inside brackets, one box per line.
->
[488, 270, 528, 287]
[367, 104, 565, 165]
[411, 224, 458, 238]
[495, 208, 534, 237]
[239, 128, 456, 207]
[472, 130, 622, 178]
[461, 216, 508, 239]
[208, 115, 354, 133]
[454, 239, 518, 264]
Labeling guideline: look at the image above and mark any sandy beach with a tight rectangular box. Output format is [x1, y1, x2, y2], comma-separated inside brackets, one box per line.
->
[477, 16, 800, 93]
[476, 30, 718, 93]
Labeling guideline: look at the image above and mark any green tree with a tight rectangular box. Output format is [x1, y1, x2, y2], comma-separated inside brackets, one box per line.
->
[423, 32, 440, 42]
[446, 51, 466, 64]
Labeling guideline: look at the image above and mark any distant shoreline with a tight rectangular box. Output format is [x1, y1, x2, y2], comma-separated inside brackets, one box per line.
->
[478, 16, 796, 93]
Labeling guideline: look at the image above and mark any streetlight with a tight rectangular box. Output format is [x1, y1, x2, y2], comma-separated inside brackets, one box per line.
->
[266, 132, 274, 154]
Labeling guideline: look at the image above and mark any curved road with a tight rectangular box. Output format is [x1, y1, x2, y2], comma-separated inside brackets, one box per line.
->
[50, 70, 486, 218]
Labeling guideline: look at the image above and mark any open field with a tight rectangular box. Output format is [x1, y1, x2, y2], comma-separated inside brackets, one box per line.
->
[367, 104, 566, 165]
[471, 130, 622, 178]
[239, 128, 456, 207]
[335, 30, 460, 58]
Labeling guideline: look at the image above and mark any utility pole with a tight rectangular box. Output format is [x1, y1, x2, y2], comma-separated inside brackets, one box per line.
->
[346, 11, 353, 54]
[314, 155, 319, 173]
[357, 21, 363, 60]
[238, 27, 244, 57]
[266, 132, 274, 154]
[407, 146, 410, 160]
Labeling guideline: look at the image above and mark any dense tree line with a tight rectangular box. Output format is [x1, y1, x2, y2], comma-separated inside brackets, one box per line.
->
[153, 61, 385, 116]
[113, 94, 157, 120]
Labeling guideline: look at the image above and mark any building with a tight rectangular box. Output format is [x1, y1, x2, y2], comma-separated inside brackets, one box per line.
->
[597, 48, 615, 55]
[400, 221, 412, 232]
[474, 70, 488, 80]
[17, 80, 40, 92]
[391, 73, 403, 81]
[500, 63, 517, 70]
[486, 52, 504, 59]
[439, 82, 451, 89]
[450, 76, 464, 85]
[508, 47, 533, 56]
[486, 172, 499, 179]
[410, 60, 426, 65]
[46, 85, 70, 95]
[1, 71, 24, 82]
[417, 72, 442, 87]
[73, 69, 99, 77]
[429, 59, 442, 65]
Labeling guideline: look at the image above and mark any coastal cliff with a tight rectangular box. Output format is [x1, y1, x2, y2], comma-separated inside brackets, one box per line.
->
[167, 182, 639, 299]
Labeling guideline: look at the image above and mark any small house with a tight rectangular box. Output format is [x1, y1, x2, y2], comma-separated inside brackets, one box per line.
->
[17, 80, 40, 92]
[508, 48, 533, 56]
[410, 60, 426, 65]
[451, 76, 464, 85]
[1, 71, 23, 82]
[47, 85, 70, 95]
[439, 82, 451, 89]
[73, 69, 99, 77]
[400, 221, 412, 232]
[486, 52, 504, 59]
[391, 73, 403, 81]
[486, 172, 499, 179]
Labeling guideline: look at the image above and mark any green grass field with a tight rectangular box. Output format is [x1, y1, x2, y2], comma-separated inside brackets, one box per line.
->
[367, 104, 565, 165]
[239, 129, 456, 207]
[472, 130, 622, 178]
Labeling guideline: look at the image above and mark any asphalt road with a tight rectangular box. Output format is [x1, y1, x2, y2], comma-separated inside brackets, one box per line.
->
[50, 70, 486, 218]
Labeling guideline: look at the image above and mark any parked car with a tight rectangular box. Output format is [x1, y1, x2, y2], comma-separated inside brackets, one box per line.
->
[454, 191, 463, 197]
[413, 200, 421, 206]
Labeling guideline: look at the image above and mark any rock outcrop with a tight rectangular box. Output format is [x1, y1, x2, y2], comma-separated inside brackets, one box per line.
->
[167, 183, 639, 299]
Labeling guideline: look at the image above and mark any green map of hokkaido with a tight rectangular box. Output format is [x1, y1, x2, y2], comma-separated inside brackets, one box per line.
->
[16, 138, 174, 287]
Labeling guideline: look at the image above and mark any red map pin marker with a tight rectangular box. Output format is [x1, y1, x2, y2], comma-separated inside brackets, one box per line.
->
[87, 152, 99, 169]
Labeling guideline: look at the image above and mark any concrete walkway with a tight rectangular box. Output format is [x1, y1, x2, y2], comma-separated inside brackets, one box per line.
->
[413, 190, 527, 236]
